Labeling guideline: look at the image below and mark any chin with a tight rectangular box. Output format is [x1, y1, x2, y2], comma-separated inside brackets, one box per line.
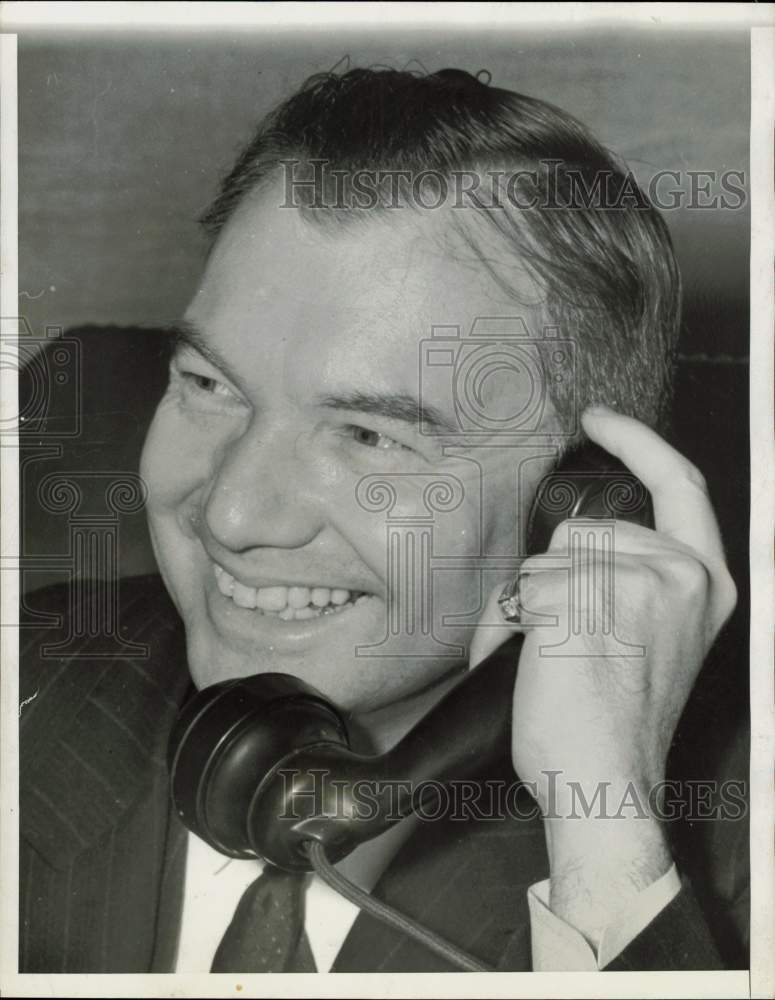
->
[170, 571, 469, 715]
[182, 624, 463, 720]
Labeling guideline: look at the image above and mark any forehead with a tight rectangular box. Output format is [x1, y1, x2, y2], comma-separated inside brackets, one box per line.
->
[186, 187, 541, 393]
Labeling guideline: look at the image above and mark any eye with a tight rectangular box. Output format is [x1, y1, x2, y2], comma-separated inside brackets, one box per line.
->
[184, 372, 235, 398]
[169, 354, 245, 414]
[350, 425, 409, 451]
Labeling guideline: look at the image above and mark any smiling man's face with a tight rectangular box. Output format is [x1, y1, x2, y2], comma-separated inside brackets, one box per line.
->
[141, 187, 556, 724]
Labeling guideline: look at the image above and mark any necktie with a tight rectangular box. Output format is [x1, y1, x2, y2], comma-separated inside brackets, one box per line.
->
[210, 866, 317, 973]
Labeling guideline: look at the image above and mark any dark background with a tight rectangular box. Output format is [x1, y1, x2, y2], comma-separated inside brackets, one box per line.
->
[19, 27, 749, 347]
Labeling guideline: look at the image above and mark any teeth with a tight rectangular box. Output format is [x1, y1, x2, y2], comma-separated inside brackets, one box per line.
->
[311, 587, 331, 607]
[213, 566, 365, 620]
[215, 568, 235, 597]
[287, 586, 310, 609]
[256, 586, 288, 612]
[232, 581, 256, 609]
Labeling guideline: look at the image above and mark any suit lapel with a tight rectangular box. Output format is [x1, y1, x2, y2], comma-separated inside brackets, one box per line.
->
[332, 775, 547, 972]
[20, 576, 194, 972]
[20, 575, 191, 871]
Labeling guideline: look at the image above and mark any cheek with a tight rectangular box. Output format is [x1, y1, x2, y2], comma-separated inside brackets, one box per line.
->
[140, 399, 213, 515]
[485, 499, 520, 553]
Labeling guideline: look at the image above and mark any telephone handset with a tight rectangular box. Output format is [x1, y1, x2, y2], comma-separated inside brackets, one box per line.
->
[168, 443, 653, 873]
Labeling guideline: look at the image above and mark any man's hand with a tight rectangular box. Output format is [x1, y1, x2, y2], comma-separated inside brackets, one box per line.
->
[471, 405, 737, 946]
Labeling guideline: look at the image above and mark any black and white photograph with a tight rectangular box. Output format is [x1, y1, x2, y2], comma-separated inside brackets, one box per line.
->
[1, 3, 772, 997]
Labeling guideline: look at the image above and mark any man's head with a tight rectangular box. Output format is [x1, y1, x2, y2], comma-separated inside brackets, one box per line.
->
[202, 67, 681, 439]
[140, 67, 681, 736]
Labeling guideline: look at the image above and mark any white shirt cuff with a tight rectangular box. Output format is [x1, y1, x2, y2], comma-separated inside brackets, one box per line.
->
[527, 863, 682, 971]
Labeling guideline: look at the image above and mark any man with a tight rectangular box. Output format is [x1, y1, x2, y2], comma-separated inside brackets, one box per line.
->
[19, 66, 747, 973]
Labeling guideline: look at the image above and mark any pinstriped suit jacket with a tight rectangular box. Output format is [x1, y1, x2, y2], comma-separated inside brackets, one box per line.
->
[19, 575, 748, 973]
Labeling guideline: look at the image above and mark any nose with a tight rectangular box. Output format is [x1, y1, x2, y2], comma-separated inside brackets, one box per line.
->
[200, 427, 325, 553]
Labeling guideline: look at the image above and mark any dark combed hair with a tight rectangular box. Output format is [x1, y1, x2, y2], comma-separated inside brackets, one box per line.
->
[201, 67, 681, 446]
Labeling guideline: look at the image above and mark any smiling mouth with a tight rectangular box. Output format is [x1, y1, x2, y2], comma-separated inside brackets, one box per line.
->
[213, 564, 371, 621]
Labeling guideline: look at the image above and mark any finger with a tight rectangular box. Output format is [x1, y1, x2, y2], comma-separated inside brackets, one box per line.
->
[545, 518, 702, 561]
[526, 524, 736, 640]
[546, 518, 658, 555]
[581, 405, 726, 565]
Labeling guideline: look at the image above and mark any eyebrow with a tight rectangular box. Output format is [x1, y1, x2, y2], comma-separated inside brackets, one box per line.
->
[317, 390, 459, 436]
[165, 320, 245, 388]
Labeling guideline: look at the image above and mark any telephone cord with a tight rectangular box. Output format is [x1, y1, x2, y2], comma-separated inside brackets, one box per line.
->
[305, 838, 492, 973]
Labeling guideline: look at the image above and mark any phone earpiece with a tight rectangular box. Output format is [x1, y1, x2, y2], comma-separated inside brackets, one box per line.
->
[527, 442, 653, 553]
